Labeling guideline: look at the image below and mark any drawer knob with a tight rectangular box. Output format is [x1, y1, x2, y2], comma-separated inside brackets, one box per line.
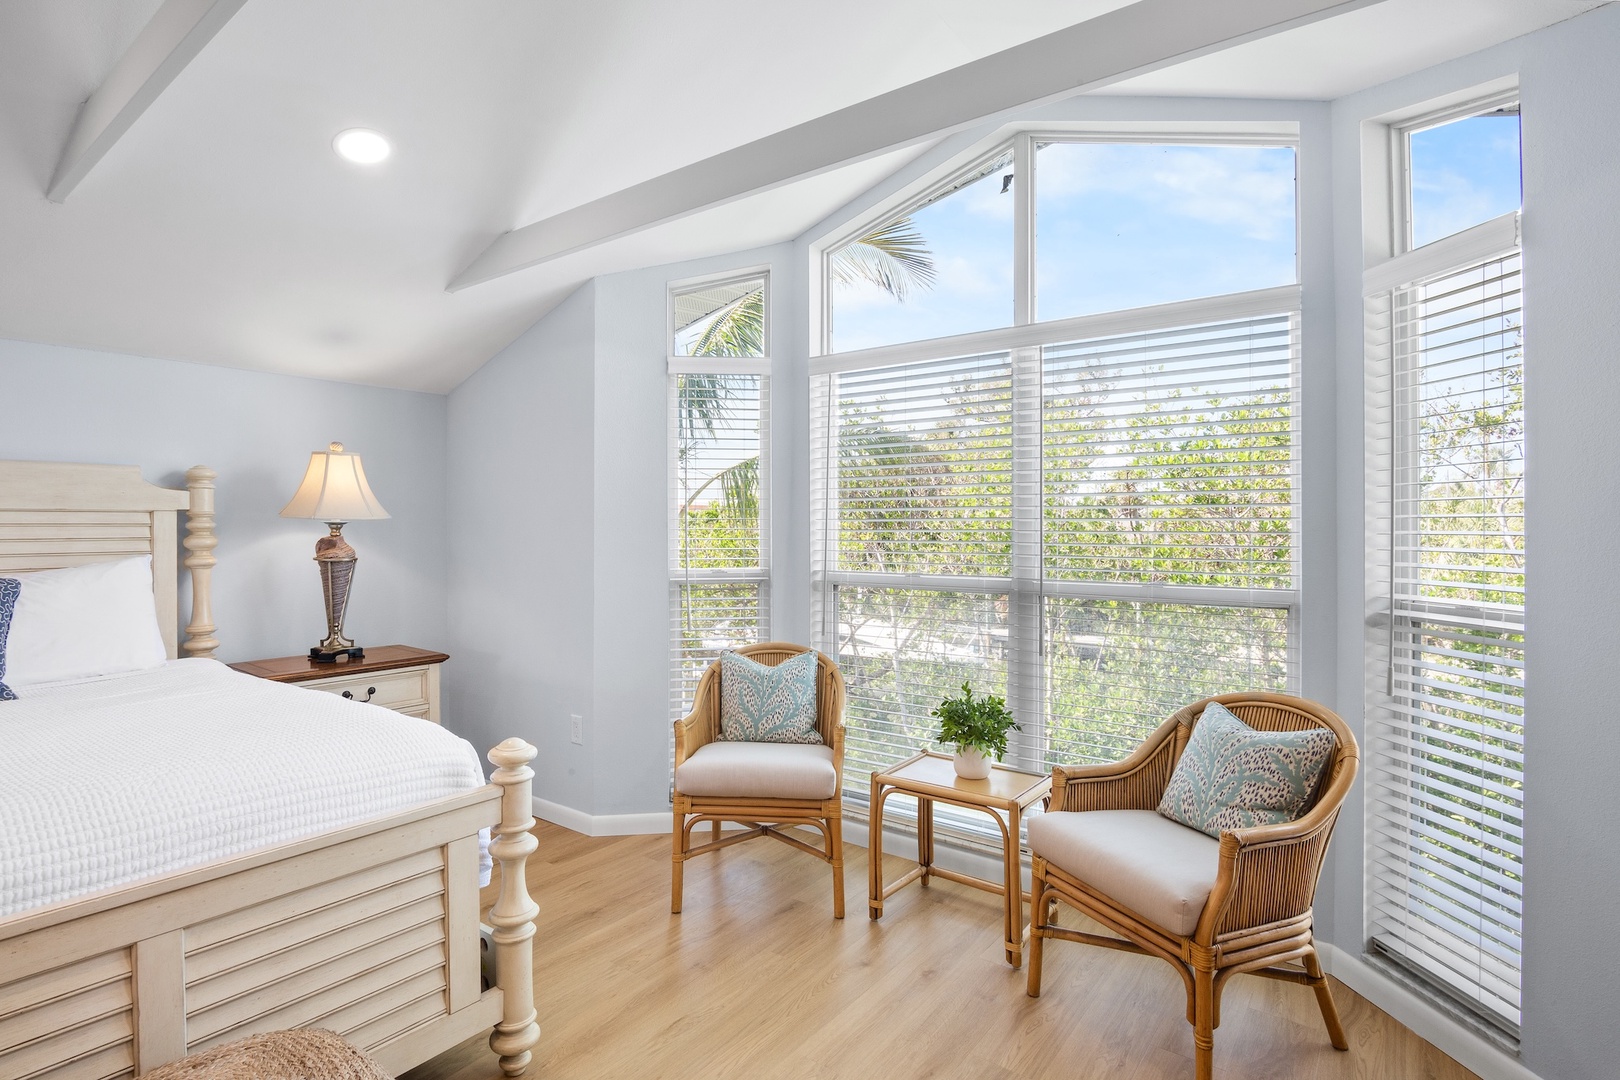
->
[343, 686, 378, 703]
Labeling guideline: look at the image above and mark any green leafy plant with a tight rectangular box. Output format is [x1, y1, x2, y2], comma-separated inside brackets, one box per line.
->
[931, 681, 1019, 760]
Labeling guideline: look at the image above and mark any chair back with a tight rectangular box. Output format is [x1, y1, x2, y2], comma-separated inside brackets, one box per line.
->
[1168, 692, 1360, 820]
[689, 642, 845, 746]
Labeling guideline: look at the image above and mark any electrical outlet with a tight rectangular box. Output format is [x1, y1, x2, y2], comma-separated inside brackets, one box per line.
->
[570, 714, 583, 745]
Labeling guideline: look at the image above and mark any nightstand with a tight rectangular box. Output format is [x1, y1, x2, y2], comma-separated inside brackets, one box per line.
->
[229, 645, 449, 723]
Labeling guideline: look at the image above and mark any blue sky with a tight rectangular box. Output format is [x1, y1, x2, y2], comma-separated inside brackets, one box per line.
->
[1409, 113, 1522, 248]
[830, 123, 1521, 352]
[830, 143, 1297, 353]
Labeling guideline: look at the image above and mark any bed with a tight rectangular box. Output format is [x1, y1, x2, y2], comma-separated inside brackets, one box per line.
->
[0, 461, 539, 1079]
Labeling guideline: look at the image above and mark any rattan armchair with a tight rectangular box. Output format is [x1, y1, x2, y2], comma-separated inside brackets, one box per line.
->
[671, 642, 848, 917]
[1026, 692, 1360, 1080]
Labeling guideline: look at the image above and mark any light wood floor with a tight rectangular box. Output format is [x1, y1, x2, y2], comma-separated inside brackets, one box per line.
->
[404, 822, 1477, 1080]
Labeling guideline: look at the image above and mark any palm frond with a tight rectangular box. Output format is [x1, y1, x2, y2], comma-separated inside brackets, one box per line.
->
[830, 217, 936, 300]
[689, 290, 765, 357]
[676, 373, 735, 448]
[681, 454, 759, 525]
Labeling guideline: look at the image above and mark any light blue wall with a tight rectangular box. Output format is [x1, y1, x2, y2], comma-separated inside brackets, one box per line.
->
[444, 282, 598, 812]
[444, 247, 800, 820]
[1330, 8, 1620, 1078]
[0, 338, 448, 664]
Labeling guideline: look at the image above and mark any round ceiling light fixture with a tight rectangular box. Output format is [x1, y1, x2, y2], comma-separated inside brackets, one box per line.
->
[333, 128, 391, 164]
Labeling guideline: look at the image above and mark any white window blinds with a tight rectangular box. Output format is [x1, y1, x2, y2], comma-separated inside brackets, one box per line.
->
[813, 293, 1301, 797]
[1040, 314, 1298, 764]
[1364, 211, 1525, 1034]
[670, 372, 770, 724]
[812, 351, 1014, 784]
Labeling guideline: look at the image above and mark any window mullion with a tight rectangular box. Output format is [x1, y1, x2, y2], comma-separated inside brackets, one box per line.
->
[1013, 133, 1035, 327]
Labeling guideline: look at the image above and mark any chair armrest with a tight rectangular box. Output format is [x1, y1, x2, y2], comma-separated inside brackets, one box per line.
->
[1199, 810, 1340, 940]
[1197, 736, 1360, 941]
[673, 667, 723, 769]
[672, 709, 714, 769]
[1049, 716, 1182, 813]
[827, 720, 847, 796]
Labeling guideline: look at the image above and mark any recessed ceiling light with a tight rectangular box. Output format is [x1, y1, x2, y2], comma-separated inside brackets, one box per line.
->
[333, 128, 390, 165]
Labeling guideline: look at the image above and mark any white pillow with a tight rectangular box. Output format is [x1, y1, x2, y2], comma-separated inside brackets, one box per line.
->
[4, 556, 169, 688]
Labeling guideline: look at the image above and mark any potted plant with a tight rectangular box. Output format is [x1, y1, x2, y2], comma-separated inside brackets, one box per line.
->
[931, 681, 1019, 779]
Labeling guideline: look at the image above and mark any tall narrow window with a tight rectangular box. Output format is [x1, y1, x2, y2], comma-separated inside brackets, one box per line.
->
[1365, 99, 1525, 1034]
[814, 132, 1301, 803]
[670, 275, 770, 736]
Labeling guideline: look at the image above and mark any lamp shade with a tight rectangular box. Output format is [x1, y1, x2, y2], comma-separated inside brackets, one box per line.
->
[279, 442, 391, 522]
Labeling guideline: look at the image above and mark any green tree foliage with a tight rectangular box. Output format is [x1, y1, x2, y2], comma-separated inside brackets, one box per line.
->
[831, 354, 1298, 781]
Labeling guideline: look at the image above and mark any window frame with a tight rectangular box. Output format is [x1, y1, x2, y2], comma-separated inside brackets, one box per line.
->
[816, 128, 1303, 357]
[1363, 84, 1527, 1041]
[1390, 89, 1521, 257]
[812, 127, 1305, 795]
[667, 270, 773, 764]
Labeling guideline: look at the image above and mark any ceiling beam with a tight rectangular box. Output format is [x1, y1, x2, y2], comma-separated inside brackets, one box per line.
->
[47, 0, 250, 202]
[450, 0, 1383, 290]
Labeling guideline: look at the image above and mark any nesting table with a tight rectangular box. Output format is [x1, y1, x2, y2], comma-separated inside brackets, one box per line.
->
[868, 751, 1052, 967]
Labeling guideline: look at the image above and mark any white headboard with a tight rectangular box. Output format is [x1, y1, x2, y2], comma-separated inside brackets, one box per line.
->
[0, 461, 218, 659]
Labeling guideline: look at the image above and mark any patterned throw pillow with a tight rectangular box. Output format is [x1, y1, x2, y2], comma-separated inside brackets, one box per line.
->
[0, 578, 19, 701]
[1157, 702, 1335, 839]
[718, 650, 822, 744]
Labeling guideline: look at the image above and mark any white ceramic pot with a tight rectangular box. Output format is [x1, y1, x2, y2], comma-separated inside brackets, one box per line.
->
[953, 747, 992, 780]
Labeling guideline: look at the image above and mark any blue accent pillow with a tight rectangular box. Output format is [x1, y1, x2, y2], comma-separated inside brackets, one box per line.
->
[0, 578, 19, 700]
[718, 649, 822, 744]
[1157, 702, 1335, 838]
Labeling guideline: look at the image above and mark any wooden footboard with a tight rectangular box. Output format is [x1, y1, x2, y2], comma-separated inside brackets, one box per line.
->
[0, 739, 540, 1079]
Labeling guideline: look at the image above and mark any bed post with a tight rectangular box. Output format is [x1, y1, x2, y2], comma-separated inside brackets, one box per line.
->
[183, 466, 218, 659]
[488, 738, 540, 1076]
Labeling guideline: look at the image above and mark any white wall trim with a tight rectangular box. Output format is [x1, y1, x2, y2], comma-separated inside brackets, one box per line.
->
[531, 797, 1021, 886]
[1316, 942, 1541, 1080]
[533, 797, 668, 838]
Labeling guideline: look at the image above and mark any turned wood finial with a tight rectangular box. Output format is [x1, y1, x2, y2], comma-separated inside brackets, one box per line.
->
[488, 738, 539, 1075]
[182, 466, 219, 659]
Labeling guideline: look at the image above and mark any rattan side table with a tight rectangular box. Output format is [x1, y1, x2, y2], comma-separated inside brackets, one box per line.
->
[868, 750, 1052, 967]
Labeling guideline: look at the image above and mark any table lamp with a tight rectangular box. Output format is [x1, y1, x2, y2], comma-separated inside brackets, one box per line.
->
[280, 442, 390, 662]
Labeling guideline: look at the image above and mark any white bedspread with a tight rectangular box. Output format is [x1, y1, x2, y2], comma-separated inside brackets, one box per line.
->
[0, 659, 490, 918]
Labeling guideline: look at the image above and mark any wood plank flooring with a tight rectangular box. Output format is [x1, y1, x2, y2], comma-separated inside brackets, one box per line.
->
[403, 822, 1477, 1080]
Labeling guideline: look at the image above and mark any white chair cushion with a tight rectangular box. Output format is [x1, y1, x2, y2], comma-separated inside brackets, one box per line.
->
[1028, 809, 1222, 937]
[675, 741, 838, 800]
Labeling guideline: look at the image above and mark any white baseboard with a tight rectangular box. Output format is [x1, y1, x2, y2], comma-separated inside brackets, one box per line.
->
[532, 797, 668, 838]
[1316, 942, 1540, 1080]
[530, 799, 1020, 881]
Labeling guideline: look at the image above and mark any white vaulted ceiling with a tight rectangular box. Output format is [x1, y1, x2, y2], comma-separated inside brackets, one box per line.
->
[0, 0, 1604, 392]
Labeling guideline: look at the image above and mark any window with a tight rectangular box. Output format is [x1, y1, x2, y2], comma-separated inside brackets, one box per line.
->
[670, 274, 770, 737]
[814, 132, 1301, 801]
[1034, 140, 1297, 320]
[1405, 103, 1522, 250]
[1365, 98, 1525, 1035]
